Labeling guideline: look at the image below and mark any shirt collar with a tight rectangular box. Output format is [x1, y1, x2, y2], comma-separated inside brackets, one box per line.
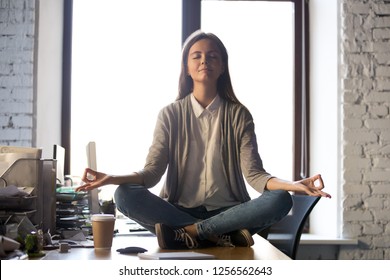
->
[191, 93, 221, 118]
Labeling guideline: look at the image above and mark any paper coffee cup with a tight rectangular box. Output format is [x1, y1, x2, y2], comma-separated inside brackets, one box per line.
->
[91, 214, 116, 250]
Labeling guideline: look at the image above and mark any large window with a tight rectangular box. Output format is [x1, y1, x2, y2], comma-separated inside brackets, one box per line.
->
[201, 1, 294, 184]
[182, 0, 309, 185]
[65, 0, 308, 200]
[70, 0, 182, 198]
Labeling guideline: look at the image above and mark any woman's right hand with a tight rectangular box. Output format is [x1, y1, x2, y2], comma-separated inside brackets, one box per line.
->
[75, 168, 111, 192]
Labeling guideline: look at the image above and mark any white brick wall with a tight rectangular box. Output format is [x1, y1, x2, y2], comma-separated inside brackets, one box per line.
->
[340, 0, 390, 260]
[0, 0, 35, 147]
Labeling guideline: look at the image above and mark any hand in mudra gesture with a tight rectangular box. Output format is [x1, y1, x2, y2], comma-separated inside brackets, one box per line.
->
[294, 174, 331, 198]
[75, 168, 110, 192]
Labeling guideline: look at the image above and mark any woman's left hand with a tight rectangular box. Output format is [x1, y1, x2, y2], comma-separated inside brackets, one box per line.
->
[294, 174, 331, 198]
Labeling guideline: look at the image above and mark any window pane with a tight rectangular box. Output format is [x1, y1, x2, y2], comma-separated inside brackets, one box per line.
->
[71, 0, 182, 199]
[201, 1, 294, 189]
[71, 0, 294, 201]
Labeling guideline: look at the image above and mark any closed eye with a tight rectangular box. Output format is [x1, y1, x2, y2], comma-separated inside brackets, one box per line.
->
[190, 53, 202, 59]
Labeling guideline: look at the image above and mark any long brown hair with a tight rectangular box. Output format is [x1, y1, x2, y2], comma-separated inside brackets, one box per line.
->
[176, 30, 240, 104]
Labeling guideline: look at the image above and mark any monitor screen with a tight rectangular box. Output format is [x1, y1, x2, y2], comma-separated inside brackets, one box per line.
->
[86, 141, 100, 214]
[53, 144, 65, 186]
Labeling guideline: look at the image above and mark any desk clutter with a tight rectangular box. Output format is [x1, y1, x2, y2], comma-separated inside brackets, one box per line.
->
[0, 146, 54, 259]
[0, 145, 100, 259]
[55, 185, 91, 234]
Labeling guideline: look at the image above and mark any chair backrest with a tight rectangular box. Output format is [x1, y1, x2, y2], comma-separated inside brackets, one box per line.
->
[260, 194, 321, 259]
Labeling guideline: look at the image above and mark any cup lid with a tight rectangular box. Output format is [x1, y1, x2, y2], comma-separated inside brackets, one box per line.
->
[91, 214, 115, 221]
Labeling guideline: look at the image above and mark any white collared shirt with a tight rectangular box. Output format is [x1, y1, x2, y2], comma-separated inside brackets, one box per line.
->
[178, 94, 238, 210]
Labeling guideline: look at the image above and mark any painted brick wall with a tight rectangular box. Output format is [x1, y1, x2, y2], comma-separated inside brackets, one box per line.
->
[340, 0, 390, 260]
[0, 0, 35, 147]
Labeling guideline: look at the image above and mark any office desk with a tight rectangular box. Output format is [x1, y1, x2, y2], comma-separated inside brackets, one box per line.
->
[41, 233, 291, 260]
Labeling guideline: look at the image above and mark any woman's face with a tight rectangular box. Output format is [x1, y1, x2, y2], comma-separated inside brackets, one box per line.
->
[187, 38, 225, 86]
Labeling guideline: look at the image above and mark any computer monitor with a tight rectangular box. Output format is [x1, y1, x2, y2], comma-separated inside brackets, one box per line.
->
[86, 141, 100, 214]
[53, 144, 65, 186]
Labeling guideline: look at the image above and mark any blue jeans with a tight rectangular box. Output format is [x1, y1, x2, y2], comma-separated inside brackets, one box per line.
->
[114, 184, 292, 240]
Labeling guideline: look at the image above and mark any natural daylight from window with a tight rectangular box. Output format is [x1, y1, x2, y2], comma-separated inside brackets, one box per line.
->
[71, 0, 293, 201]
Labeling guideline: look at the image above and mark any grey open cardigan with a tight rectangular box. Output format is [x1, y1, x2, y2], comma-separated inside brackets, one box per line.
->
[139, 94, 274, 205]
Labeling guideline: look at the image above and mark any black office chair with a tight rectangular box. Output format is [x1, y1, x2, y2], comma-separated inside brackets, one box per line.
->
[258, 194, 321, 259]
